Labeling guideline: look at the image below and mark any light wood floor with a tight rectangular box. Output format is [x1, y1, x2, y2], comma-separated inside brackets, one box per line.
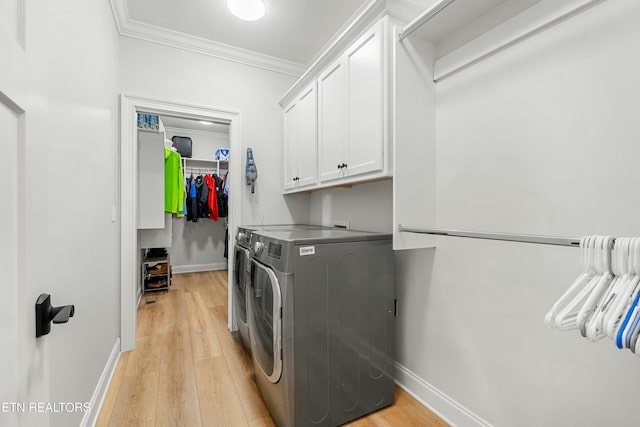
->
[97, 270, 449, 427]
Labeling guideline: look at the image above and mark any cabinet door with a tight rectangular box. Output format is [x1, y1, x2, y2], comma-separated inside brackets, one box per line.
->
[296, 83, 318, 187]
[283, 100, 298, 190]
[345, 20, 384, 178]
[318, 58, 346, 183]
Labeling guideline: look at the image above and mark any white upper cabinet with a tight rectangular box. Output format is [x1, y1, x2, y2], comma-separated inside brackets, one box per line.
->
[344, 20, 384, 179]
[281, 17, 391, 193]
[297, 84, 318, 187]
[283, 82, 318, 190]
[283, 101, 298, 190]
[318, 58, 346, 182]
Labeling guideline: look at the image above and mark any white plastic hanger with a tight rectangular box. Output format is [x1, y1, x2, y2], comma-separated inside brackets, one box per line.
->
[577, 236, 614, 337]
[585, 236, 619, 341]
[612, 238, 640, 348]
[617, 238, 640, 349]
[544, 236, 590, 328]
[598, 238, 628, 337]
[605, 238, 639, 339]
[553, 236, 601, 331]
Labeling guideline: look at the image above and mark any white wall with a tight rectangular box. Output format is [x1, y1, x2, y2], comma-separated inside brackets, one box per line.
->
[119, 37, 310, 228]
[308, 180, 393, 232]
[165, 127, 229, 271]
[396, 1, 640, 426]
[312, 1, 640, 426]
[23, 0, 121, 426]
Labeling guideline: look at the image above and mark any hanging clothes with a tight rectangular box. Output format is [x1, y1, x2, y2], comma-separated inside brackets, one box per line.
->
[164, 148, 184, 215]
[214, 174, 228, 218]
[179, 162, 187, 217]
[195, 175, 209, 219]
[189, 176, 198, 222]
[223, 171, 229, 196]
[205, 174, 219, 221]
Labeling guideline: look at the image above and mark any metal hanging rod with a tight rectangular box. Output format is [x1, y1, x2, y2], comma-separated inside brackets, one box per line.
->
[398, 225, 581, 247]
[397, 0, 455, 42]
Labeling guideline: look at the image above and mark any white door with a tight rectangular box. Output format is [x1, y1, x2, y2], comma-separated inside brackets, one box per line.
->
[345, 20, 384, 178]
[1, 3, 49, 425]
[0, 87, 23, 427]
[296, 82, 318, 187]
[283, 101, 298, 190]
[318, 58, 346, 183]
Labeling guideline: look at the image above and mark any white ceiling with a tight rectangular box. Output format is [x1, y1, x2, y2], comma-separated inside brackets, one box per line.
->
[125, 0, 370, 65]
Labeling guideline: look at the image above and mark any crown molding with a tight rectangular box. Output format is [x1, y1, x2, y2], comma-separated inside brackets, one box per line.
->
[278, 0, 390, 107]
[109, 0, 306, 78]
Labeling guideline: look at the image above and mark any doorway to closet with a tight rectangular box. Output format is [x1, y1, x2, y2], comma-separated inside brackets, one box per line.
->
[120, 95, 242, 352]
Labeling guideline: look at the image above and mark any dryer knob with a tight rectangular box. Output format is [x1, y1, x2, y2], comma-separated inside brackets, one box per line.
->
[255, 241, 265, 253]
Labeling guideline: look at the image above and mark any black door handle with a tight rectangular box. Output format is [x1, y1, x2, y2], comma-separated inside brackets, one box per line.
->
[35, 294, 75, 338]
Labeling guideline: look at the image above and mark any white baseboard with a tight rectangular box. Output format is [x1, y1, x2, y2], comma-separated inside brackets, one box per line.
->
[173, 262, 228, 273]
[395, 362, 493, 427]
[81, 338, 121, 427]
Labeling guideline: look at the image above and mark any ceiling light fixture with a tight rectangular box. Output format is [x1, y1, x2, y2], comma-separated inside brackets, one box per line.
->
[227, 0, 266, 21]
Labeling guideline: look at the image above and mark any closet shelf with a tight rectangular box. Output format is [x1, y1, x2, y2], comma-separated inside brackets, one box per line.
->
[183, 157, 228, 163]
[399, 0, 602, 82]
[182, 157, 228, 176]
[398, 0, 541, 43]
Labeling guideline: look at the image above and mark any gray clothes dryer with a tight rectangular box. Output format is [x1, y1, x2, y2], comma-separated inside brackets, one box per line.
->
[247, 228, 395, 427]
[232, 224, 329, 353]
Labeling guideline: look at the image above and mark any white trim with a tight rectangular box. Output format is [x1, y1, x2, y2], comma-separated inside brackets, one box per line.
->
[395, 362, 493, 427]
[282, 173, 393, 195]
[172, 263, 228, 274]
[108, 0, 128, 34]
[108, 0, 305, 78]
[80, 339, 121, 427]
[120, 94, 241, 351]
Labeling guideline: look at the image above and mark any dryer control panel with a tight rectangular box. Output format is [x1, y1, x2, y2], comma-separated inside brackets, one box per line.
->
[250, 233, 291, 273]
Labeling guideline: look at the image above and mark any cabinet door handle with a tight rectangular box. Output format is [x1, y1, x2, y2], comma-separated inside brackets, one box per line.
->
[341, 163, 348, 169]
[337, 164, 342, 170]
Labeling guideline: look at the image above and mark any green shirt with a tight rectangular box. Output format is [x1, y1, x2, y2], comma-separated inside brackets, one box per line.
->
[164, 148, 184, 214]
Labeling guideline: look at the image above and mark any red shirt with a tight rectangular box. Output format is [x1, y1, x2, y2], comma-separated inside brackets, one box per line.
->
[204, 174, 218, 221]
